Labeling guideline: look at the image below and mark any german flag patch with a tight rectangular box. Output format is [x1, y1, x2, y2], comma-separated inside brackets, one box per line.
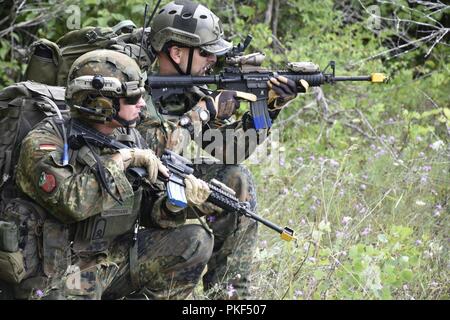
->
[39, 144, 57, 151]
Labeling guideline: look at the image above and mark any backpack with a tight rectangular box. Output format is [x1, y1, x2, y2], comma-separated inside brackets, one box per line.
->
[0, 81, 67, 206]
[0, 81, 69, 296]
[24, 21, 153, 87]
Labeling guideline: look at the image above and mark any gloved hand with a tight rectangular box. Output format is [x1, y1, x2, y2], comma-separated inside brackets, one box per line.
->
[184, 174, 211, 206]
[267, 76, 309, 110]
[201, 90, 257, 120]
[118, 148, 169, 183]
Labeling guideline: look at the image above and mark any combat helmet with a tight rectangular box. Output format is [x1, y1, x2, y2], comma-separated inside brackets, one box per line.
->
[150, 1, 232, 55]
[66, 49, 145, 124]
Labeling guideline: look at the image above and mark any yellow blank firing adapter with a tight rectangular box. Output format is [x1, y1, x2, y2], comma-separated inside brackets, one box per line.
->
[281, 227, 297, 241]
[371, 73, 388, 83]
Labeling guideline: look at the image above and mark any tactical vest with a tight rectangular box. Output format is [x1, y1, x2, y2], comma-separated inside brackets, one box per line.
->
[68, 127, 145, 257]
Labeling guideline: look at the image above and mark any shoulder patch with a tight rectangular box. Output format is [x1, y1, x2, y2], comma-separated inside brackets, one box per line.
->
[38, 172, 57, 193]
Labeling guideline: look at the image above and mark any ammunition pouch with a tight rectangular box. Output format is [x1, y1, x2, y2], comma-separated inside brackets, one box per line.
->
[0, 198, 46, 281]
[72, 189, 142, 256]
[0, 250, 25, 284]
[42, 219, 71, 278]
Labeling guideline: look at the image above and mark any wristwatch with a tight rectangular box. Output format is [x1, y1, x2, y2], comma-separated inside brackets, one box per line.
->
[193, 105, 210, 123]
[180, 106, 210, 127]
[179, 115, 191, 127]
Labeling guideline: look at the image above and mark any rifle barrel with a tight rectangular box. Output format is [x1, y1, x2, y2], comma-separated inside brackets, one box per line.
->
[241, 207, 283, 233]
[242, 207, 296, 241]
[334, 75, 372, 81]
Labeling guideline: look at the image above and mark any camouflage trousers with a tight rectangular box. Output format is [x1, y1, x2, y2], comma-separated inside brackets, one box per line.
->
[16, 224, 213, 300]
[189, 162, 258, 300]
[102, 224, 213, 300]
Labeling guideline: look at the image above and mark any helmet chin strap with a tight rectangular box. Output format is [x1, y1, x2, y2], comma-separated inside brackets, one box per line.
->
[165, 47, 195, 75]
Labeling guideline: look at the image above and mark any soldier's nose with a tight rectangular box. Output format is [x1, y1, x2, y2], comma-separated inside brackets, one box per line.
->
[136, 97, 146, 109]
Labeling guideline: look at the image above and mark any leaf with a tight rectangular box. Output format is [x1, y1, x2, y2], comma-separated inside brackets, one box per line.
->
[318, 220, 331, 233]
[349, 245, 360, 259]
[377, 234, 388, 244]
[111, 13, 126, 21]
[381, 287, 393, 299]
[314, 269, 325, 279]
[239, 5, 255, 18]
[311, 230, 323, 242]
[443, 108, 450, 120]
[400, 269, 413, 282]
[353, 259, 363, 273]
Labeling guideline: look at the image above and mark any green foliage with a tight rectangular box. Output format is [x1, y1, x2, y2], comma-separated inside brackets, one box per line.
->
[1, 0, 448, 300]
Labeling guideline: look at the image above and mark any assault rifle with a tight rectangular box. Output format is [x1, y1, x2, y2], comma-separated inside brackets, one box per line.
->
[161, 150, 296, 242]
[147, 36, 387, 130]
[68, 120, 296, 242]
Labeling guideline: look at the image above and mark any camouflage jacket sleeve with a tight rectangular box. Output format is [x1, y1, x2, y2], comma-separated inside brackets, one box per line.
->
[199, 112, 270, 164]
[139, 182, 187, 229]
[16, 119, 135, 224]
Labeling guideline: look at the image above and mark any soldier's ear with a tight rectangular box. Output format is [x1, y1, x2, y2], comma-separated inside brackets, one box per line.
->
[168, 46, 183, 64]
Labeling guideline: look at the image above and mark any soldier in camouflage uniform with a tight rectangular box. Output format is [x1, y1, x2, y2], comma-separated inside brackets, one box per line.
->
[13, 49, 214, 299]
[138, 0, 308, 299]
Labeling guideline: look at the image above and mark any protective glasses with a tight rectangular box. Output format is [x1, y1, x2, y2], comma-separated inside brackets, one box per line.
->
[124, 95, 143, 105]
[198, 48, 214, 58]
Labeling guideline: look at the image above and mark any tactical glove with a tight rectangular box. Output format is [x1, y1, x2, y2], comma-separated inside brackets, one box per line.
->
[118, 148, 169, 183]
[201, 90, 257, 120]
[184, 174, 211, 206]
[267, 76, 309, 110]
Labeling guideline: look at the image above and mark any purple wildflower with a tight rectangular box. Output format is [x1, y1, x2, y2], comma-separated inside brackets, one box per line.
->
[329, 159, 339, 168]
[293, 290, 304, 299]
[227, 284, 237, 298]
[295, 156, 304, 164]
[336, 231, 345, 239]
[387, 136, 396, 144]
[341, 216, 352, 226]
[361, 227, 371, 236]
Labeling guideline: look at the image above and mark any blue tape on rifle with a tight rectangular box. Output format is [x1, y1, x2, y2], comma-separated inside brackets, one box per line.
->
[167, 181, 188, 208]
